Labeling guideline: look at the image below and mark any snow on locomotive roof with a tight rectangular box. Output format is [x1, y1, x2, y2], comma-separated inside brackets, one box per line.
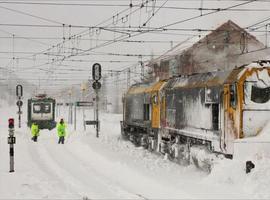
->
[168, 70, 232, 89]
[35, 94, 47, 98]
[30, 94, 55, 101]
[249, 60, 270, 68]
[237, 60, 270, 80]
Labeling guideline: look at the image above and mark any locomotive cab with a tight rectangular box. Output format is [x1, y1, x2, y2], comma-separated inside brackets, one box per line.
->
[223, 64, 270, 155]
[241, 67, 270, 137]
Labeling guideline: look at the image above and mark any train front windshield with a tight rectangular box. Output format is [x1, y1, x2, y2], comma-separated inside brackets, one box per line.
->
[243, 69, 270, 137]
[244, 69, 270, 107]
[33, 103, 51, 113]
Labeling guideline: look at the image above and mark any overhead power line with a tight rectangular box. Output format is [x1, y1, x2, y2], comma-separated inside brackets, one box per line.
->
[15, 0, 259, 74]
[0, 5, 63, 25]
[160, 0, 258, 29]
[69, 0, 258, 59]
[11, 0, 140, 61]
[0, 36, 185, 44]
[0, 0, 269, 2]
[1, 0, 264, 90]
[0, 1, 269, 11]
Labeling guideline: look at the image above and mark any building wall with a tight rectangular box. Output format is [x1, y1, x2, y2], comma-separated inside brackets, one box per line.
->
[149, 20, 268, 81]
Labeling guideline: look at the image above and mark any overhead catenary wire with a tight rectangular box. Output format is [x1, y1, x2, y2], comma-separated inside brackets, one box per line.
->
[1, 0, 269, 6]
[0, 0, 243, 62]
[0, 0, 267, 2]
[1, 0, 268, 92]
[8, 0, 144, 61]
[159, 0, 258, 29]
[0, 5, 63, 25]
[142, 0, 169, 27]
[56, 0, 256, 64]
[0, 36, 189, 44]
[4, 0, 154, 69]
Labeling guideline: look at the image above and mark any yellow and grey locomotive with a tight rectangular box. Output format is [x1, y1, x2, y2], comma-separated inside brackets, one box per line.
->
[121, 62, 270, 167]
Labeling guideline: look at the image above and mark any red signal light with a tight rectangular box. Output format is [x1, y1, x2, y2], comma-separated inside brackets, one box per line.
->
[8, 118, 14, 129]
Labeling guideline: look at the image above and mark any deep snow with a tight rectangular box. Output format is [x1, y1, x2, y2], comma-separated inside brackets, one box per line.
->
[0, 102, 270, 199]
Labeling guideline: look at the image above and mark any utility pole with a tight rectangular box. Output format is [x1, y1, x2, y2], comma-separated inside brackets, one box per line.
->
[68, 90, 73, 124]
[95, 89, 99, 137]
[81, 83, 86, 131]
[266, 24, 268, 48]
[102, 76, 108, 112]
[127, 68, 130, 90]
[140, 61, 144, 81]
[115, 71, 120, 113]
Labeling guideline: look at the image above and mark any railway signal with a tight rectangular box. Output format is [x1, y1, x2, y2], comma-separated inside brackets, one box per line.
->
[92, 81, 101, 90]
[8, 118, 14, 129]
[16, 85, 23, 128]
[16, 85, 23, 97]
[8, 118, 16, 173]
[16, 100, 23, 107]
[92, 63, 101, 81]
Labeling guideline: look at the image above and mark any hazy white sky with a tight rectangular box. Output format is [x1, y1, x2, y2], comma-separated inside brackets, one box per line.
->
[0, 0, 269, 92]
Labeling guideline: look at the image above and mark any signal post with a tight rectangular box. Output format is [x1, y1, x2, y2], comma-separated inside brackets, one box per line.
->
[8, 118, 16, 173]
[92, 63, 102, 138]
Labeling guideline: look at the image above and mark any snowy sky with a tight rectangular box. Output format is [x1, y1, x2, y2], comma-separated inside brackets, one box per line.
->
[0, 0, 270, 93]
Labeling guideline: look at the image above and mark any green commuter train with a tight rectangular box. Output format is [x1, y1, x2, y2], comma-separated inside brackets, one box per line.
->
[27, 94, 56, 130]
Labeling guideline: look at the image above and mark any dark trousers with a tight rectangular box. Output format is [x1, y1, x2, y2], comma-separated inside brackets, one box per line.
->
[32, 136, 38, 142]
[58, 136, 65, 144]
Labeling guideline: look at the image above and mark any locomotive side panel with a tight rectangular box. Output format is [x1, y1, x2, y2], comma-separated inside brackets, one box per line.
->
[175, 87, 214, 130]
[165, 90, 177, 128]
[125, 93, 151, 128]
[161, 72, 229, 154]
[125, 94, 144, 125]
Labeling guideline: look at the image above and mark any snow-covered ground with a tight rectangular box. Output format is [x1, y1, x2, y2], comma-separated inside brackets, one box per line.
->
[1, 103, 270, 199]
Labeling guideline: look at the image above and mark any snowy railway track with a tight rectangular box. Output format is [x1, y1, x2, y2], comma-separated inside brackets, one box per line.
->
[29, 134, 149, 199]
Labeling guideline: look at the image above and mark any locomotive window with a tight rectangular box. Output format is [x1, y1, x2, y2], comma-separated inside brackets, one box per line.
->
[229, 84, 237, 109]
[43, 104, 51, 113]
[143, 104, 150, 120]
[33, 103, 51, 113]
[33, 104, 41, 113]
[244, 82, 270, 104]
[251, 86, 270, 104]
[205, 87, 220, 104]
[152, 95, 158, 104]
[212, 104, 219, 131]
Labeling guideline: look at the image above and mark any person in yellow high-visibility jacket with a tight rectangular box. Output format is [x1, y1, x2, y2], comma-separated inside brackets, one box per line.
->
[57, 118, 67, 144]
[31, 122, 39, 142]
